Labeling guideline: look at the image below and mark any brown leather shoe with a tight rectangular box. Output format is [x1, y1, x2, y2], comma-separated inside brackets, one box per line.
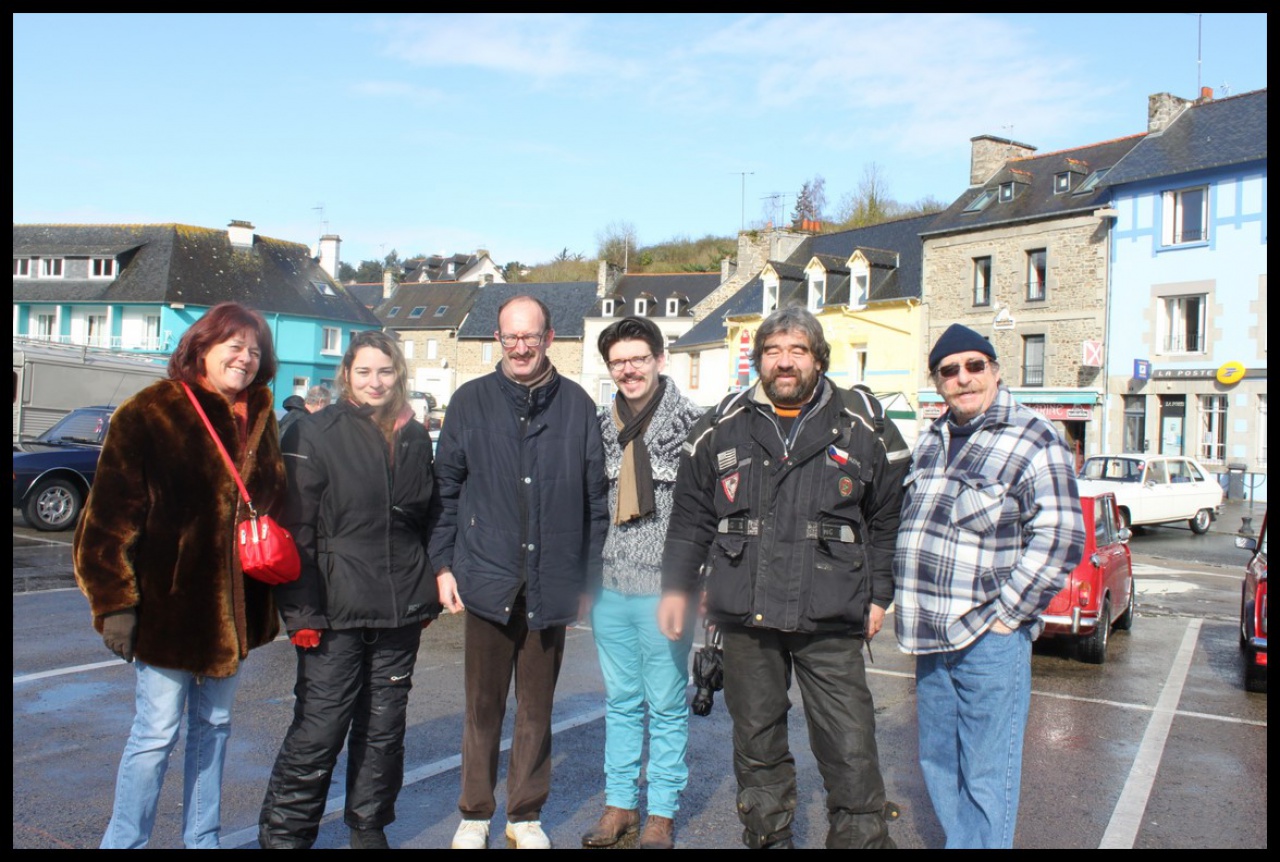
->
[581, 806, 640, 847]
[639, 815, 675, 850]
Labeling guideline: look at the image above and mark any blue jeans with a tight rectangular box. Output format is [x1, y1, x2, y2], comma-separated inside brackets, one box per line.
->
[590, 590, 693, 817]
[915, 626, 1032, 849]
[101, 661, 241, 849]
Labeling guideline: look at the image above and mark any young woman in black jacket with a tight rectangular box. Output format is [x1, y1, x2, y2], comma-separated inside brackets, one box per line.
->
[258, 330, 441, 850]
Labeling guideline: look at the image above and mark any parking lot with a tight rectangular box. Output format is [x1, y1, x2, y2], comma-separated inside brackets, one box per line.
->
[11, 514, 1268, 849]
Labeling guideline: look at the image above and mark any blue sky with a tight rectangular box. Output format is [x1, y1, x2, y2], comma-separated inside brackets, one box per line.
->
[13, 13, 1268, 272]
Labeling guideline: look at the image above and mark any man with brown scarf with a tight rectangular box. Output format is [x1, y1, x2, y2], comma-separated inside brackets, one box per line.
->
[581, 317, 706, 850]
[432, 295, 609, 849]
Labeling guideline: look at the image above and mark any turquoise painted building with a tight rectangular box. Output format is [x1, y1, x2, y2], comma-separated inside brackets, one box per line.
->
[13, 221, 380, 408]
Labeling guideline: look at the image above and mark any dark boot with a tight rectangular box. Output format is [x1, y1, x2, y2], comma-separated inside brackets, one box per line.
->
[581, 806, 640, 847]
[349, 826, 390, 849]
[639, 815, 675, 850]
[826, 809, 895, 849]
[743, 828, 795, 849]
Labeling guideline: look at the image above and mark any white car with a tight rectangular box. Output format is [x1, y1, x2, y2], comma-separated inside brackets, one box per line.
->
[1077, 454, 1225, 534]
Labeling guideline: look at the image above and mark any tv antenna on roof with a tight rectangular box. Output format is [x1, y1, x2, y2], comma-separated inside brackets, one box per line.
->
[312, 203, 328, 235]
[730, 171, 754, 232]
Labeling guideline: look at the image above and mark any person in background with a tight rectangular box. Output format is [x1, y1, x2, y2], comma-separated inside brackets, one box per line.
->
[431, 295, 609, 850]
[894, 323, 1083, 848]
[258, 331, 440, 849]
[581, 316, 705, 850]
[277, 384, 331, 439]
[660, 305, 907, 849]
[73, 301, 285, 848]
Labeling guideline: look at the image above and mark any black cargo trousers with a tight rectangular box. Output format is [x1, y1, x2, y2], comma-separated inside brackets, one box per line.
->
[258, 623, 422, 848]
[721, 624, 894, 849]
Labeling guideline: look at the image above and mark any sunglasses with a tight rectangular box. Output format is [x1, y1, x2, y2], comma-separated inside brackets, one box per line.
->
[936, 358, 994, 379]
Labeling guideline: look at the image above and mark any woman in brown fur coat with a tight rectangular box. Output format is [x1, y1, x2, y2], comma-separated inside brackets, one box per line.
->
[73, 302, 286, 849]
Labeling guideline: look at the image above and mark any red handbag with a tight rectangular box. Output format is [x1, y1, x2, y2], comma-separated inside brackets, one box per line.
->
[183, 383, 301, 585]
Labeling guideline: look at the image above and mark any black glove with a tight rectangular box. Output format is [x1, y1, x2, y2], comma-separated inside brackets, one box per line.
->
[101, 609, 138, 663]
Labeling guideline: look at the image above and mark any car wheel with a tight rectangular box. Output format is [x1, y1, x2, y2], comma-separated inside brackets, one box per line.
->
[1189, 508, 1212, 534]
[1078, 597, 1111, 665]
[1118, 507, 1137, 533]
[1243, 646, 1267, 693]
[23, 477, 83, 532]
[1114, 576, 1136, 632]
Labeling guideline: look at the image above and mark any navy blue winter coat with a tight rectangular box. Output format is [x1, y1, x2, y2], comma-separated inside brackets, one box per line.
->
[429, 368, 609, 629]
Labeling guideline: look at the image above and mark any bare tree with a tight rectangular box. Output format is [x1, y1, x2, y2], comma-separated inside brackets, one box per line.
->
[836, 163, 895, 228]
[596, 221, 638, 268]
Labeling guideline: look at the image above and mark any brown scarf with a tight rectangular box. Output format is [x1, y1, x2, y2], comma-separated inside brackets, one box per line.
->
[611, 378, 666, 525]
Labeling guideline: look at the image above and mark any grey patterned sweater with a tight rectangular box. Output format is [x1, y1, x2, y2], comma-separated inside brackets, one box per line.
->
[597, 378, 707, 595]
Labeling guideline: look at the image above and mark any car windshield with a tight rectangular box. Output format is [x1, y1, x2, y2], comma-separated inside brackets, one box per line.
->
[38, 410, 108, 445]
[1080, 457, 1143, 482]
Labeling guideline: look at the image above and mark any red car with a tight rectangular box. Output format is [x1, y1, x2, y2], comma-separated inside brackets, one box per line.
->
[1040, 492, 1136, 664]
[1235, 512, 1267, 693]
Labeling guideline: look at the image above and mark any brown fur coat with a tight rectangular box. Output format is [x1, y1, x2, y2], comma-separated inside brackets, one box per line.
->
[73, 379, 285, 677]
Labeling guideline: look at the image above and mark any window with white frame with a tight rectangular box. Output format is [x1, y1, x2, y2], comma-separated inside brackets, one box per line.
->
[666, 297, 680, 316]
[601, 299, 614, 316]
[34, 313, 56, 340]
[635, 297, 649, 316]
[91, 257, 119, 278]
[86, 314, 108, 347]
[1199, 394, 1227, 463]
[689, 352, 700, 390]
[14, 257, 34, 278]
[387, 306, 401, 317]
[1026, 249, 1047, 301]
[850, 347, 868, 385]
[427, 339, 438, 360]
[482, 342, 493, 363]
[1022, 335, 1046, 386]
[42, 258, 65, 278]
[1162, 295, 1206, 353]
[1162, 186, 1208, 246]
[322, 327, 341, 354]
[409, 307, 426, 319]
[850, 260, 869, 306]
[973, 257, 992, 306]
[144, 315, 161, 349]
[807, 278, 825, 311]
[763, 281, 778, 314]
[403, 339, 415, 359]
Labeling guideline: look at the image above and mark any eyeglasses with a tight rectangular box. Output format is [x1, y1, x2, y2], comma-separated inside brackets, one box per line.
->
[606, 354, 654, 374]
[497, 332, 545, 348]
[936, 358, 995, 379]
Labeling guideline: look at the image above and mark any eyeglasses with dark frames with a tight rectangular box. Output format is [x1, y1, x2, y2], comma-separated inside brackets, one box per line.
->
[496, 332, 546, 348]
[936, 358, 994, 379]
[606, 354, 655, 374]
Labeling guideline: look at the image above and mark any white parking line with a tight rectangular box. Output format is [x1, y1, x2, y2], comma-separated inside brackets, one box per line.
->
[12, 532, 73, 546]
[1099, 618, 1202, 849]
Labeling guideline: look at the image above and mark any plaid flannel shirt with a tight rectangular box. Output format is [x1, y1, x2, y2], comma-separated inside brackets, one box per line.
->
[894, 387, 1083, 655]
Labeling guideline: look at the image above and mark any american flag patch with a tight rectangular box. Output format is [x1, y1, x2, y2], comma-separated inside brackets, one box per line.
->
[717, 448, 738, 473]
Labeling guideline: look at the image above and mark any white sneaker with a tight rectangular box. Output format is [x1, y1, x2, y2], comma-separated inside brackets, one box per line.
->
[451, 819, 491, 850]
[505, 820, 551, 850]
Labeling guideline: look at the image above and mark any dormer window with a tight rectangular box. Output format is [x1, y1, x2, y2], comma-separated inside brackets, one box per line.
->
[635, 297, 649, 316]
[13, 257, 34, 278]
[963, 190, 995, 213]
[91, 257, 118, 278]
[41, 258, 65, 278]
[999, 182, 1015, 202]
[666, 297, 680, 316]
[1075, 168, 1109, 195]
[763, 281, 778, 314]
[851, 260, 870, 307]
[1054, 172, 1071, 194]
[807, 278, 825, 310]
[601, 298, 615, 316]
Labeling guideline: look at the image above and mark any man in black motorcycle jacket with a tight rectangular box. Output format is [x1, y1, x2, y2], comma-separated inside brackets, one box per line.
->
[659, 306, 908, 849]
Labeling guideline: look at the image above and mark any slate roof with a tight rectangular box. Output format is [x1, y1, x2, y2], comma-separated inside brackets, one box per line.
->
[346, 282, 385, 309]
[1103, 88, 1268, 186]
[13, 224, 379, 325]
[600, 272, 721, 316]
[671, 213, 937, 351]
[923, 135, 1145, 236]
[376, 281, 481, 330]
[402, 252, 488, 283]
[456, 282, 598, 340]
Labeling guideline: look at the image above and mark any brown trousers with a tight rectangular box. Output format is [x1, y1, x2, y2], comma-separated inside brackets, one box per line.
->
[458, 606, 567, 822]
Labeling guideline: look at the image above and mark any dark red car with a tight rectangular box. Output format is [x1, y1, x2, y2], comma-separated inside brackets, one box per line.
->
[1235, 512, 1267, 693]
[1040, 492, 1135, 664]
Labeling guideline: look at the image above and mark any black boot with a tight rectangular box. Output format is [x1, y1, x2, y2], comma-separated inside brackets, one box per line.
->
[349, 827, 390, 849]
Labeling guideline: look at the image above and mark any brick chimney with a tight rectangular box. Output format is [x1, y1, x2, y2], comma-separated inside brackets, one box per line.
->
[318, 234, 341, 279]
[1148, 92, 1194, 133]
[227, 220, 255, 249]
[969, 135, 1037, 186]
[1199, 86, 1214, 102]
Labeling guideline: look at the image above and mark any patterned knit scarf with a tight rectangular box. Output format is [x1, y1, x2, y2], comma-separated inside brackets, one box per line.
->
[611, 378, 666, 525]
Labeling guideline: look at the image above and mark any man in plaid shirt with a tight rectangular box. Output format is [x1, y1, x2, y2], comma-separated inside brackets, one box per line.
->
[894, 323, 1083, 848]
